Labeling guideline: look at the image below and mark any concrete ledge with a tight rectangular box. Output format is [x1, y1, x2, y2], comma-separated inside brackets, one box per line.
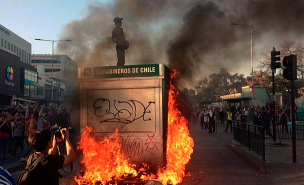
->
[226, 142, 265, 174]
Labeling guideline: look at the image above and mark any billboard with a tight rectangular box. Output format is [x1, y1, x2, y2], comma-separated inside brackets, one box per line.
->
[0, 49, 21, 96]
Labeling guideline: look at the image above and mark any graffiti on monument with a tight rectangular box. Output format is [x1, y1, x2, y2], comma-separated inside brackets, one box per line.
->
[93, 98, 155, 125]
[99, 133, 160, 161]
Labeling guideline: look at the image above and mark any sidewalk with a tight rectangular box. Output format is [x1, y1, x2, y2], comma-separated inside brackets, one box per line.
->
[212, 122, 304, 173]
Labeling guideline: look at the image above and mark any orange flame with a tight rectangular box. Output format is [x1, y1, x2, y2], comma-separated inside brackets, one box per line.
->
[141, 69, 194, 184]
[75, 69, 194, 185]
[74, 127, 138, 184]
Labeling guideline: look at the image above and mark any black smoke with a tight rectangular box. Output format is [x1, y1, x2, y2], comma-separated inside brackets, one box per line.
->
[57, 0, 304, 84]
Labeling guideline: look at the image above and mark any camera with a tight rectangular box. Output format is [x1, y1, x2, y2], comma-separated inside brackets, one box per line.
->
[54, 126, 66, 138]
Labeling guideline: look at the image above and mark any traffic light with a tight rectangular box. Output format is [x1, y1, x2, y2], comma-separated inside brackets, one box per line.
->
[271, 48, 281, 71]
[283, 55, 297, 80]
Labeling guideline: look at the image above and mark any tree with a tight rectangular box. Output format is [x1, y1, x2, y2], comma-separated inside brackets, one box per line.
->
[259, 41, 304, 79]
[194, 68, 247, 102]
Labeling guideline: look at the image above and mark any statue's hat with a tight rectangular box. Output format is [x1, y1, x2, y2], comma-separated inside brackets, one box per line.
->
[114, 17, 123, 23]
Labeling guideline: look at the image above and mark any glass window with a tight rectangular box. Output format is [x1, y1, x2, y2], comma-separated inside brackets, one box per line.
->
[38, 86, 43, 95]
[30, 86, 35, 97]
[34, 87, 37, 96]
[24, 85, 29, 96]
[4, 36, 6, 49]
[25, 70, 28, 80]
[31, 72, 34, 81]
[21, 47, 23, 61]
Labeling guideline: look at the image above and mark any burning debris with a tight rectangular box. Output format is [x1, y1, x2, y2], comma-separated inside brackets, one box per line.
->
[75, 70, 194, 185]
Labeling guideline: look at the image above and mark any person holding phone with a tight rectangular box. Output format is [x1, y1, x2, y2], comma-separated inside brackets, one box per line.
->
[18, 128, 75, 185]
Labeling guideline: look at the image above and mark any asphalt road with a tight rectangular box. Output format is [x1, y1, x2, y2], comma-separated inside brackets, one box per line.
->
[180, 122, 277, 185]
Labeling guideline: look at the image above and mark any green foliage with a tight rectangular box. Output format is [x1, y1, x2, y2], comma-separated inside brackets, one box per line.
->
[193, 68, 247, 102]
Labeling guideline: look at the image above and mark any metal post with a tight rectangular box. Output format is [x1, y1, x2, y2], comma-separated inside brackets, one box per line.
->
[251, 26, 254, 104]
[248, 124, 251, 151]
[51, 41, 54, 100]
[272, 68, 276, 142]
[291, 79, 296, 163]
[262, 127, 265, 161]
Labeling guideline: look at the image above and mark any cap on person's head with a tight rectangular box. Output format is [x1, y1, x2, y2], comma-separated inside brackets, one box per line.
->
[114, 17, 123, 23]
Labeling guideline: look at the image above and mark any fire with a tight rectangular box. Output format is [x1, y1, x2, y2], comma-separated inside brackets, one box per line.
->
[74, 127, 138, 184]
[75, 69, 194, 185]
[142, 69, 194, 184]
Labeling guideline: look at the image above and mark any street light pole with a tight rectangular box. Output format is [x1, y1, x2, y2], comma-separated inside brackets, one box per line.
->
[35, 38, 71, 101]
[251, 26, 253, 103]
[231, 23, 254, 104]
[52, 41, 54, 100]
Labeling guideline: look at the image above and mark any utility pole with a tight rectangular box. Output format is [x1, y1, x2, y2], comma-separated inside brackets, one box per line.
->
[271, 47, 281, 142]
[282, 55, 297, 163]
[291, 79, 296, 163]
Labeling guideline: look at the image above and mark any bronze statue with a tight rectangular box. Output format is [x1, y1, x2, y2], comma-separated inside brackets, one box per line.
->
[112, 17, 129, 66]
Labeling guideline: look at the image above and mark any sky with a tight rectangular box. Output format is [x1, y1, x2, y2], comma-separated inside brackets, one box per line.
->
[1, 0, 302, 88]
[0, 0, 110, 54]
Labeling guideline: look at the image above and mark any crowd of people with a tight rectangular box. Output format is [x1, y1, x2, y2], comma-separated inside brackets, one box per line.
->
[192, 104, 298, 137]
[0, 102, 73, 162]
[0, 102, 76, 185]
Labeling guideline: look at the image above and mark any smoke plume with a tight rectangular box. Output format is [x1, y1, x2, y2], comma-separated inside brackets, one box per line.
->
[57, 0, 304, 85]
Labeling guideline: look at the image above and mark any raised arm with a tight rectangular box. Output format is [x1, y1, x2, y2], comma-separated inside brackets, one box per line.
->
[25, 103, 29, 118]
[6, 112, 14, 120]
[48, 136, 57, 155]
[39, 105, 45, 118]
[33, 101, 38, 114]
[57, 104, 63, 114]
[61, 128, 76, 165]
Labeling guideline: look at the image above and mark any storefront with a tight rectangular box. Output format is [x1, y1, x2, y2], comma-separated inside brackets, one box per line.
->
[0, 48, 36, 106]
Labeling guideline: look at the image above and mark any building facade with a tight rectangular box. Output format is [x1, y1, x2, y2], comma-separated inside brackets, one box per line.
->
[0, 24, 37, 106]
[31, 54, 77, 79]
[0, 24, 31, 65]
[31, 54, 77, 98]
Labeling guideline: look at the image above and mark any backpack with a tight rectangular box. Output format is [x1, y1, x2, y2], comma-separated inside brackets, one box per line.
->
[17, 153, 46, 185]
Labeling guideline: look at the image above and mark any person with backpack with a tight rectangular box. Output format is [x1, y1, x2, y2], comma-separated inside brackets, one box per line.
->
[17, 128, 76, 185]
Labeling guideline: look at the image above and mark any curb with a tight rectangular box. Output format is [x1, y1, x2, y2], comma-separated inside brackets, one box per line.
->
[226, 142, 265, 174]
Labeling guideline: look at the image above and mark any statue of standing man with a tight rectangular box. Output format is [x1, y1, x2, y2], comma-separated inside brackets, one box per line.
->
[112, 17, 129, 66]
